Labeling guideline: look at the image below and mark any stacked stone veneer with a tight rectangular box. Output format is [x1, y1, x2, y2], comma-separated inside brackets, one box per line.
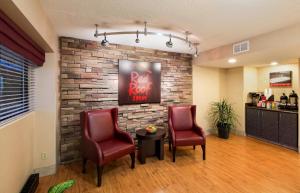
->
[60, 37, 192, 163]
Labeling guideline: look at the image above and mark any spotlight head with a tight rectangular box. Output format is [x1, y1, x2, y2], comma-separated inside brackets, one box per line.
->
[166, 40, 173, 48]
[166, 34, 173, 48]
[101, 32, 109, 47]
[135, 30, 140, 43]
[101, 39, 109, 46]
[193, 47, 198, 58]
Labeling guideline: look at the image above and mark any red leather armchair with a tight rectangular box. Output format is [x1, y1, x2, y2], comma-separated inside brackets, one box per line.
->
[168, 105, 206, 162]
[80, 108, 135, 186]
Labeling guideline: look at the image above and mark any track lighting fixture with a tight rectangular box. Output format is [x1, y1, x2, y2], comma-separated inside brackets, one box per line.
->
[93, 22, 199, 53]
[166, 34, 173, 48]
[135, 30, 140, 43]
[101, 32, 109, 47]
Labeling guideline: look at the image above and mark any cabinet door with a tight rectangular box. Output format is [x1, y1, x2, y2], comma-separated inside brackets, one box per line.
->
[279, 113, 298, 149]
[261, 111, 279, 142]
[246, 108, 261, 137]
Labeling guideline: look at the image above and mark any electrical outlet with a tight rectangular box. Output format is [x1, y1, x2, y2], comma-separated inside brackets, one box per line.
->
[41, 152, 47, 160]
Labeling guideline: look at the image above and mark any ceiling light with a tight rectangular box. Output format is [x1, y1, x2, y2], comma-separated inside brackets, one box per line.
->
[166, 34, 173, 48]
[228, 58, 237, 64]
[135, 30, 140, 43]
[270, 61, 278, 66]
[101, 32, 109, 47]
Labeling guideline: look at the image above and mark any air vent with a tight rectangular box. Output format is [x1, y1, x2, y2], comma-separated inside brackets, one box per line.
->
[233, 40, 250, 55]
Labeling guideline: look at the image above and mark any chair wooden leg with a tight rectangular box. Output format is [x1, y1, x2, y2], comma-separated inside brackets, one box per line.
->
[193, 145, 196, 150]
[96, 165, 103, 187]
[169, 139, 172, 152]
[201, 144, 206, 160]
[82, 158, 87, 173]
[172, 146, 176, 162]
[130, 152, 135, 169]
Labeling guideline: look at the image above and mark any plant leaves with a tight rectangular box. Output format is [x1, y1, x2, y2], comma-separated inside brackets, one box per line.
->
[48, 179, 75, 193]
[208, 99, 239, 130]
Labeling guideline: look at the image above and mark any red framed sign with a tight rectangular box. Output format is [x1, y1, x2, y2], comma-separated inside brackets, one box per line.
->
[118, 60, 161, 105]
[270, 71, 292, 87]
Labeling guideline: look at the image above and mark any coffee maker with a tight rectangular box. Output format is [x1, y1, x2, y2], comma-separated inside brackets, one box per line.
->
[288, 90, 298, 110]
[248, 92, 260, 106]
[278, 93, 288, 109]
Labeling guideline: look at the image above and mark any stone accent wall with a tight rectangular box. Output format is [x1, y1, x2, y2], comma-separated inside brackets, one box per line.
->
[60, 37, 192, 163]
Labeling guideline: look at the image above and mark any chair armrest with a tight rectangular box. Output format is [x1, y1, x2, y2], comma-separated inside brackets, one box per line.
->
[82, 137, 103, 163]
[168, 119, 176, 146]
[115, 128, 134, 144]
[193, 123, 206, 138]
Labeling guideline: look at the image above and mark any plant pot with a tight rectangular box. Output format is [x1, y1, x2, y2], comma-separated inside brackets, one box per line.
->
[217, 123, 230, 139]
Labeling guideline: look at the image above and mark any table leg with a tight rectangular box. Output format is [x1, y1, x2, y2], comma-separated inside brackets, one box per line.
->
[156, 139, 164, 160]
[138, 139, 146, 164]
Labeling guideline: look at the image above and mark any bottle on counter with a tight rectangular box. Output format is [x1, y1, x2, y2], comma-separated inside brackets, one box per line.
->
[266, 102, 271, 109]
[260, 94, 266, 108]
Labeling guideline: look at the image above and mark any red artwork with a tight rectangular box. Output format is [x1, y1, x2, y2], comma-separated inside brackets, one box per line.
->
[270, 71, 292, 87]
[119, 60, 161, 105]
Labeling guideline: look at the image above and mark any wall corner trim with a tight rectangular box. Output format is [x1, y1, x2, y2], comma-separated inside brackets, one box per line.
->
[33, 164, 56, 177]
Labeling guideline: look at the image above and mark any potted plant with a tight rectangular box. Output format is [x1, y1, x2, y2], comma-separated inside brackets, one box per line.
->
[209, 99, 238, 139]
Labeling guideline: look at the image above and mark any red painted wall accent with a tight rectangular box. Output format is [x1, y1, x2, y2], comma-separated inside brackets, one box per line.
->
[0, 10, 45, 66]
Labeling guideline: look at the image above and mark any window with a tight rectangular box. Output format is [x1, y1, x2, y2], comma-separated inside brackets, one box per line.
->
[0, 45, 35, 125]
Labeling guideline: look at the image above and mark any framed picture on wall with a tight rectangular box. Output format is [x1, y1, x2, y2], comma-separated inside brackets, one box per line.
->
[269, 71, 292, 87]
[118, 60, 161, 105]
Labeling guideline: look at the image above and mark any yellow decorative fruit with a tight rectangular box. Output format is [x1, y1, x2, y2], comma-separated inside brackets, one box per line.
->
[146, 125, 157, 133]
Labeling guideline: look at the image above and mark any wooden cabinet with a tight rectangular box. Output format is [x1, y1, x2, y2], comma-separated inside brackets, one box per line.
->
[261, 110, 278, 142]
[279, 112, 298, 149]
[246, 108, 261, 137]
[245, 106, 298, 151]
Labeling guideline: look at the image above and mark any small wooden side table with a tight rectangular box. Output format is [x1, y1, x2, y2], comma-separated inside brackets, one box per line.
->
[136, 128, 166, 164]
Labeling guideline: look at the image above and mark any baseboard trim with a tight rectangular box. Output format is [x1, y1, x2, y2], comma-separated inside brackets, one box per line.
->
[205, 128, 246, 136]
[33, 164, 57, 177]
[234, 129, 246, 136]
[205, 128, 216, 135]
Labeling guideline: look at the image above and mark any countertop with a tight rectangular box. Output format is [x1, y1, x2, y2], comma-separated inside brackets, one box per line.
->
[245, 104, 298, 114]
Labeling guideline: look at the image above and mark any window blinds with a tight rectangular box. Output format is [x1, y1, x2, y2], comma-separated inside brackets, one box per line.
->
[0, 44, 35, 125]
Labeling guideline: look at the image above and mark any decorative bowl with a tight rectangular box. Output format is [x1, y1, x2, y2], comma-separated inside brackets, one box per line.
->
[145, 125, 157, 134]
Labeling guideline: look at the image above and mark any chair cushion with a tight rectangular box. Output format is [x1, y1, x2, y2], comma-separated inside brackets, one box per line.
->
[99, 138, 135, 164]
[175, 130, 204, 146]
[171, 106, 193, 130]
[88, 111, 114, 142]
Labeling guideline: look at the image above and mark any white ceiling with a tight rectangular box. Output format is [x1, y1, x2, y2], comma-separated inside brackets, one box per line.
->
[41, 0, 300, 54]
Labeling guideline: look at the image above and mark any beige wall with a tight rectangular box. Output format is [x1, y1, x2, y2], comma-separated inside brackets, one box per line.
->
[193, 65, 245, 135]
[257, 64, 299, 101]
[0, 113, 35, 193]
[225, 67, 245, 134]
[33, 52, 59, 172]
[192, 65, 226, 133]
[0, 0, 59, 192]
